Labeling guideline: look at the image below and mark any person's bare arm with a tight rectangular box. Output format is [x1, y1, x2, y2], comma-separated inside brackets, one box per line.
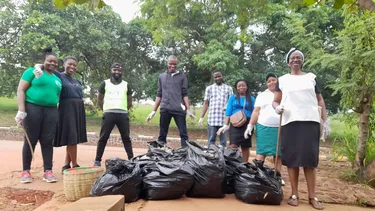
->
[127, 95, 132, 110]
[317, 94, 327, 121]
[223, 116, 230, 125]
[17, 80, 30, 112]
[152, 96, 161, 111]
[200, 100, 209, 118]
[249, 107, 261, 125]
[97, 93, 104, 111]
[272, 91, 282, 109]
[183, 96, 191, 111]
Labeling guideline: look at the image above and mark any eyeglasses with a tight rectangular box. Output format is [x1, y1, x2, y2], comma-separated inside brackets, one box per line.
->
[289, 57, 302, 61]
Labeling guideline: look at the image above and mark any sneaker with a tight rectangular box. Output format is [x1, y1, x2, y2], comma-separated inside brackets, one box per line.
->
[20, 171, 32, 184]
[93, 161, 101, 167]
[43, 170, 57, 183]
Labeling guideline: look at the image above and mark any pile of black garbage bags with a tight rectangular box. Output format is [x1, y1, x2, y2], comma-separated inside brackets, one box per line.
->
[90, 141, 283, 205]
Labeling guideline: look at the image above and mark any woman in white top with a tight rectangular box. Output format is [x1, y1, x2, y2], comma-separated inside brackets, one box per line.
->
[273, 48, 330, 210]
[244, 72, 284, 185]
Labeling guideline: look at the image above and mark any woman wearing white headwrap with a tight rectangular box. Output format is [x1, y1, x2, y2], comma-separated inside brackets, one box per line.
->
[272, 48, 330, 210]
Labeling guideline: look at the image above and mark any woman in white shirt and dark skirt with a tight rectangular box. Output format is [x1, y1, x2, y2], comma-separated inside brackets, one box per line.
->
[273, 48, 330, 210]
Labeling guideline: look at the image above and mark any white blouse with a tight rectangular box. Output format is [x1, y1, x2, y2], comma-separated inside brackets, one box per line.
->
[277, 73, 320, 126]
[254, 89, 280, 127]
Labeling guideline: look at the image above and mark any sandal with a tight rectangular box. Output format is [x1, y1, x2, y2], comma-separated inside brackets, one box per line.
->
[287, 195, 299, 206]
[61, 164, 71, 174]
[309, 197, 324, 210]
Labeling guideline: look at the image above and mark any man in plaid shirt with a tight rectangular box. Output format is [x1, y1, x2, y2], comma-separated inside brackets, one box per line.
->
[198, 71, 233, 147]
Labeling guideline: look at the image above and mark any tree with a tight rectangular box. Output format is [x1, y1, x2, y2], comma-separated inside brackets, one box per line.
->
[301, 0, 375, 11]
[138, 0, 249, 104]
[37, 0, 106, 9]
[283, 4, 345, 112]
[0, 0, 158, 102]
[0, 0, 28, 97]
[50, 0, 375, 11]
[317, 9, 375, 177]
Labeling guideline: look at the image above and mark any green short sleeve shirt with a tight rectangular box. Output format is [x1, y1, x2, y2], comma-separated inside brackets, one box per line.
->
[21, 68, 62, 107]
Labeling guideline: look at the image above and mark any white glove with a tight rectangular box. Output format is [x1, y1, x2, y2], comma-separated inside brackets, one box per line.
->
[198, 118, 204, 126]
[244, 124, 254, 139]
[187, 110, 196, 120]
[180, 103, 186, 111]
[33, 64, 43, 79]
[15, 111, 27, 126]
[83, 98, 94, 106]
[323, 119, 330, 138]
[275, 105, 284, 115]
[217, 124, 229, 135]
[146, 111, 156, 122]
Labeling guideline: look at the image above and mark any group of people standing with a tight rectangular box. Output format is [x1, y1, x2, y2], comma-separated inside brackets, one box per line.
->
[15, 48, 330, 210]
[197, 48, 330, 210]
[15, 48, 134, 183]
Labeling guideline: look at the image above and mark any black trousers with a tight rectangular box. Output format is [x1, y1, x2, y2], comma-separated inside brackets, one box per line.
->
[157, 110, 189, 147]
[23, 103, 58, 171]
[95, 112, 134, 161]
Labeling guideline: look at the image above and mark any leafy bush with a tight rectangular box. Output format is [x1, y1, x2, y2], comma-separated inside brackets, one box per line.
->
[332, 133, 375, 167]
[331, 132, 357, 165]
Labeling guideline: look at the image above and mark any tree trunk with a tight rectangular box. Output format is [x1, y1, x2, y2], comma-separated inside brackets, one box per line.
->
[358, 0, 375, 11]
[354, 94, 372, 177]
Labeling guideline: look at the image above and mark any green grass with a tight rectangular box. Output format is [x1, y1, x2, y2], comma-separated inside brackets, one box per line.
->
[0, 97, 358, 140]
[0, 97, 18, 127]
[329, 114, 358, 141]
[0, 97, 209, 130]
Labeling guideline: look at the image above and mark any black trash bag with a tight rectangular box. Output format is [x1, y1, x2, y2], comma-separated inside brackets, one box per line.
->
[131, 146, 169, 169]
[223, 148, 243, 194]
[234, 162, 283, 205]
[147, 140, 172, 159]
[167, 147, 188, 161]
[90, 158, 142, 203]
[131, 153, 158, 169]
[252, 159, 283, 184]
[186, 141, 226, 198]
[142, 160, 194, 200]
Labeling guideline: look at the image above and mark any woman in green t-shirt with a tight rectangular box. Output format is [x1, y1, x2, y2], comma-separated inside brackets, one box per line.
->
[15, 48, 62, 184]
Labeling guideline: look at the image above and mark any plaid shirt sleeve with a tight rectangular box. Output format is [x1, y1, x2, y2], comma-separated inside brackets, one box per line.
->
[204, 86, 210, 101]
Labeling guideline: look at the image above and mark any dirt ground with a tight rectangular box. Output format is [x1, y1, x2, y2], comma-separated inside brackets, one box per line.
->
[0, 140, 374, 211]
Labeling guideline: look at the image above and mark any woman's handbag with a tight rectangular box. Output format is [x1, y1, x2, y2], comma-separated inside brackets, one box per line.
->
[230, 100, 247, 127]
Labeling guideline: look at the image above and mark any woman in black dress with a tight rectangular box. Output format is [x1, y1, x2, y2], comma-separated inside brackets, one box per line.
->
[55, 57, 88, 172]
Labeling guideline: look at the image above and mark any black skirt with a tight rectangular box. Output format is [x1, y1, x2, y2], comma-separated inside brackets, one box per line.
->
[280, 121, 320, 168]
[229, 119, 252, 147]
[54, 98, 87, 147]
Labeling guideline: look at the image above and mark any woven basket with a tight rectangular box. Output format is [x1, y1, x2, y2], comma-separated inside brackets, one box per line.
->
[63, 166, 104, 201]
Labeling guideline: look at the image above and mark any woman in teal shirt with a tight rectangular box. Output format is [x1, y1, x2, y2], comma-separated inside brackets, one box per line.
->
[15, 48, 62, 184]
[217, 80, 255, 162]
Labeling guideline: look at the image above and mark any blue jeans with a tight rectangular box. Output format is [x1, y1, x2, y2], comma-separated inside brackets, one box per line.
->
[208, 125, 227, 147]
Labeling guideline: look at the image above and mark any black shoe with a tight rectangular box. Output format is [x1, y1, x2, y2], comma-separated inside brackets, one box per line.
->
[73, 164, 80, 168]
[62, 164, 71, 174]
